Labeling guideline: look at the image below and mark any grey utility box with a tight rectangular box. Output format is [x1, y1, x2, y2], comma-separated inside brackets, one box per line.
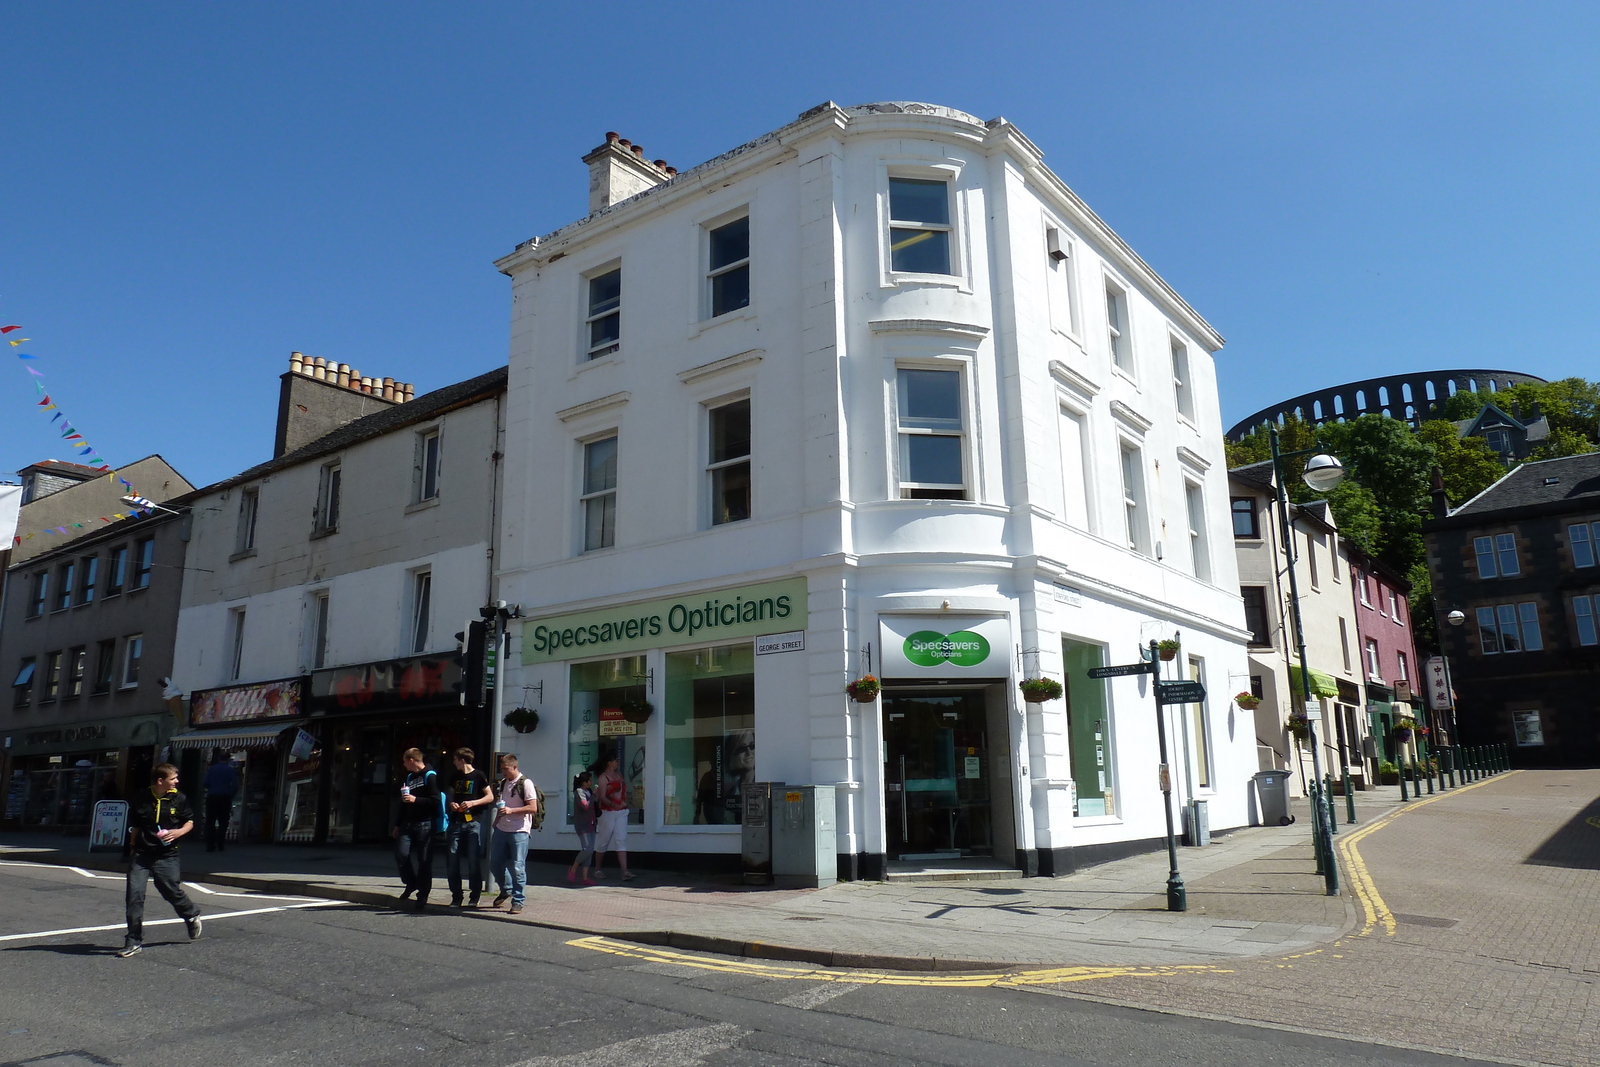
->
[741, 781, 783, 885]
[771, 784, 836, 888]
[1253, 770, 1295, 826]
[1183, 798, 1210, 847]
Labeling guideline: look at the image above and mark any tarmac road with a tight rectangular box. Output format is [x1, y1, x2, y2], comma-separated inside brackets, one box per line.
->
[0, 860, 1502, 1067]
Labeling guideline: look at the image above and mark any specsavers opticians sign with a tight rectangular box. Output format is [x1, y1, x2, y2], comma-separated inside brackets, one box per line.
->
[521, 577, 808, 665]
[879, 615, 1011, 678]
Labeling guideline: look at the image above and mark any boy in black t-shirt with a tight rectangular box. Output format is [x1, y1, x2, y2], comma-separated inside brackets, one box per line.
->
[444, 747, 494, 907]
[118, 763, 203, 957]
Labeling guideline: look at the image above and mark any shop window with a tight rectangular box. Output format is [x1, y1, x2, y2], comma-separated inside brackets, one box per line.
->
[1062, 640, 1115, 817]
[122, 634, 143, 688]
[567, 657, 647, 826]
[888, 177, 952, 275]
[236, 487, 259, 553]
[28, 571, 48, 617]
[79, 556, 98, 604]
[66, 647, 86, 698]
[105, 546, 127, 597]
[43, 651, 62, 702]
[707, 398, 751, 526]
[55, 561, 74, 611]
[897, 368, 966, 500]
[281, 728, 324, 843]
[133, 538, 154, 589]
[582, 436, 618, 551]
[663, 644, 754, 826]
[93, 640, 116, 695]
[12, 658, 34, 708]
[707, 216, 750, 318]
[585, 267, 621, 358]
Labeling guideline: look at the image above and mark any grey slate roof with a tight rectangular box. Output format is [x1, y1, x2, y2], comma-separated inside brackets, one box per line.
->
[179, 366, 507, 501]
[1449, 452, 1600, 518]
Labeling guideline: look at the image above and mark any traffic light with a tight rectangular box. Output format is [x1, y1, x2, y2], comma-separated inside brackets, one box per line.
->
[453, 620, 488, 707]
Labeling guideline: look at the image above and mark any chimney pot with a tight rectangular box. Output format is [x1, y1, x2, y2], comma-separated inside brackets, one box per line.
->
[630, 144, 644, 157]
[360, 376, 373, 393]
[403, 384, 415, 402]
[289, 352, 304, 375]
[653, 159, 667, 169]
[382, 377, 396, 401]
[618, 138, 630, 147]
[666, 166, 678, 176]
[606, 131, 620, 143]
[337, 364, 351, 387]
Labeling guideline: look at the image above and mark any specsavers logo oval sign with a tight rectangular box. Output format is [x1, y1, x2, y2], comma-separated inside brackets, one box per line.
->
[880, 616, 1009, 678]
[904, 630, 990, 667]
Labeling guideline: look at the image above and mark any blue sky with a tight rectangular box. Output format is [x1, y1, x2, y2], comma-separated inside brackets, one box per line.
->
[3, 2, 1597, 489]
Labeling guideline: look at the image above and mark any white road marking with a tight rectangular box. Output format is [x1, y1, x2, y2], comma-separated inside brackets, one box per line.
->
[778, 982, 863, 1010]
[0, 860, 322, 902]
[0, 901, 339, 943]
[506, 1023, 746, 1066]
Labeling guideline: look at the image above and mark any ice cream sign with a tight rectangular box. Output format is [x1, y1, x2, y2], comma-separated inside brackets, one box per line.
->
[880, 616, 1010, 678]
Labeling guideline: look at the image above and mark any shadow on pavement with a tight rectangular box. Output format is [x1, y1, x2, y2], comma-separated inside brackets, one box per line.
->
[1524, 793, 1600, 870]
[5, 942, 134, 957]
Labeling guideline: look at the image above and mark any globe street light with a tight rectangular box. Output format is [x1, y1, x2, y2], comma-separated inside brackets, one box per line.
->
[1302, 454, 1346, 493]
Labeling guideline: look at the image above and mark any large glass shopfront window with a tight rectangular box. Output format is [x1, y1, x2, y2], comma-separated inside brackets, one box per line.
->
[18, 751, 121, 827]
[664, 644, 754, 826]
[568, 657, 648, 825]
[1063, 640, 1116, 817]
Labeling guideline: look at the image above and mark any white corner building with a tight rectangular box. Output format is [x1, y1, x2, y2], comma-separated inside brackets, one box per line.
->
[494, 102, 1254, 879]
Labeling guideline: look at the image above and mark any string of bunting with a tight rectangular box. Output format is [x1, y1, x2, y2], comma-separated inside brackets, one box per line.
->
[5, 320, 152, 546]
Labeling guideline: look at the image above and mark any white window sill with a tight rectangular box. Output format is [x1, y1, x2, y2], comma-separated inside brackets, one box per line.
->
[405, 498, 440, 516]
[1110, 363, 1139, 388]
[883, 272, 967, 292]
[690, 306, 756, 338]
[571, 352, 621, 378]
[1073, 814, 1124, 827]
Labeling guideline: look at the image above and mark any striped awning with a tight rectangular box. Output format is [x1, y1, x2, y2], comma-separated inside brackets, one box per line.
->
[166, 722, 301, 750]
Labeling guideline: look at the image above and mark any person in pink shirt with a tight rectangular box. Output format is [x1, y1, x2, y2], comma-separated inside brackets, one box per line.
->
[488, 753, 538, 914]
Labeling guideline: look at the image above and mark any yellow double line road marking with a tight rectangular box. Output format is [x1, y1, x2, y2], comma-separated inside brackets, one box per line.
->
[566, 935, 1231, 988]
[1337, 771, 1519, 937]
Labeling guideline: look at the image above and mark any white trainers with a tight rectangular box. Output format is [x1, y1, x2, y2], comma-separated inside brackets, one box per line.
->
[116, 941, 142, 958]
[186, 916, 203, 941]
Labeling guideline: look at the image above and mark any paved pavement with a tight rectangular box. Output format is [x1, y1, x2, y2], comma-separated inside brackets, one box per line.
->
[7, 770, 1597, 1065]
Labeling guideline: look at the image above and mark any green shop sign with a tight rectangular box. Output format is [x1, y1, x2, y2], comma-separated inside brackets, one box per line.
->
[521, 576, 808, 665]
[903, 630, 991, 667]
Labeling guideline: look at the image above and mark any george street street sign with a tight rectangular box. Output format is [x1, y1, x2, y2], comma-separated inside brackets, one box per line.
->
[1156, 680, 1207, 705]
[1087, 662, 1156, 679]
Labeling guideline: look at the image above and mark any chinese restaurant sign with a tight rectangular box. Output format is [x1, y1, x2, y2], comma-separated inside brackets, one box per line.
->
[308, 654, 462, 714]
[191, 678, 304, 725]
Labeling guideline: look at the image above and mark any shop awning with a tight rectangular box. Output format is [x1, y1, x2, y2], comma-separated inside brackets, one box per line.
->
[1287, 665, 1340, 699]
[166, 722, 301, 750]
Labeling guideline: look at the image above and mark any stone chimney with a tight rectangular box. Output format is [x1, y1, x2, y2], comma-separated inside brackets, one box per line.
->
[1430, 464, 1451, 518]
[274, 352, 416, 458]
[581, 132, 674, 214]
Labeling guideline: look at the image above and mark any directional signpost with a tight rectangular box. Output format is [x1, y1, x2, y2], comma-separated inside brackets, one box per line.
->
[1090, 647, 1186, 912]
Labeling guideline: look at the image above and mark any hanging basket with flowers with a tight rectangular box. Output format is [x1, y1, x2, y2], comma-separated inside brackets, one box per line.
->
[1235, 691, 1261, 711]
[1286, 710, 1311, 745]
[503, 707, 540, 734]
[1392, 716, 1417, 742]
[1018, 677, 1064, 703]
[620, 697, 654, 724]
[1157, 639, 1180, 662]
[846, 674, 881, 703]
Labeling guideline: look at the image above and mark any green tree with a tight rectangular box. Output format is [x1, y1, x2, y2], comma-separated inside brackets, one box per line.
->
[1531, 425, 1597, 460]
[1415, 420, 1507, 504]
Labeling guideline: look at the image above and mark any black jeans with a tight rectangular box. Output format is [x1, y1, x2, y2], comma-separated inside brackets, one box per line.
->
[205, 795, 234, 851]
[394, 822, 435, 901]
[126, 850, 199, 943]
[445, 821, 484, 900]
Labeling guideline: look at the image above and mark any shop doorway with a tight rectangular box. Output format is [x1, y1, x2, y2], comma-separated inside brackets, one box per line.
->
[883, 687, 1006, 863]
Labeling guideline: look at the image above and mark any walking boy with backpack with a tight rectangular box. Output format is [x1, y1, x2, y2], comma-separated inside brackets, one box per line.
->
[489, 753, 539, 915]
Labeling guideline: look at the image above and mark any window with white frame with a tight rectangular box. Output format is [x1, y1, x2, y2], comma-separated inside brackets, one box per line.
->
[897, 368, 966, 500]
[1396, 650, 1409, 683]
[416, 430, 441, 503]
[1171, 338, 1194, 420]
[1187, 656, 1211, 789]
[1387, 588, 1400, 621]
[1476, 602, 1543, 654]
[1338, 617, 1352, 671]
[1185, 479, 1210, 582]
[1105, 282, 1131, 372]
[1044, 224, 1079, 335]
[582, 436, 618, 551]
[228, 608, 246, 680]
[1567, 522, 1598, 568]
[409, 572, 432, 655]
[706, 217, 750, 318]
[1474, 533, 1519, 578]
[585, 267, 621, 358]
[315, 461, 342, 534]
[1364, 638, 1381, 679]
[311, 592, 331, 670]
[1058, 406, 1091, 529]
[122, 634, 143, 688]
[1573, 594, 1599, 646]
[236, 487, 259, 554]
[1118, 443, 1148, 554]
[1359, 573, 1372, 606]
[888, 177, 952, 275]
[707, 398, 751, 525]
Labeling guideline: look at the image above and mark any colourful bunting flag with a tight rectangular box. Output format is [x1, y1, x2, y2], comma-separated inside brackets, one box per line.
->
[1, 325, 20, 333]
[9, 339, 31, 346]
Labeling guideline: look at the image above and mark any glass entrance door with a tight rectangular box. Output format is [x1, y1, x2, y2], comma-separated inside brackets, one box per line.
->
[883, 690, 991, 860]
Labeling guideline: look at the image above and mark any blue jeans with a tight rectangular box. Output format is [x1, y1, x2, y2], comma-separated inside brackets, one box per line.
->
[445, 821, 485, 900]
[489, 828, 528, 905]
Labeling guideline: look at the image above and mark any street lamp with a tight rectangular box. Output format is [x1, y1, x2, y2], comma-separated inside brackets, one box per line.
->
[1267, 425, 1344, 896]
[120, 493, 182, 517]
